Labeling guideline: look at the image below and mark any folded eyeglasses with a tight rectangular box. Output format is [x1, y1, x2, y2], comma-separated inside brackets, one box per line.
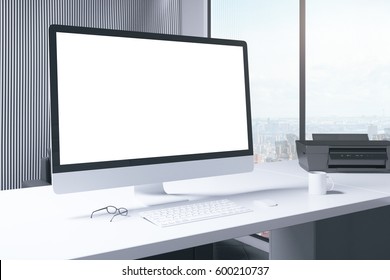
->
[90, 206, 128, 222]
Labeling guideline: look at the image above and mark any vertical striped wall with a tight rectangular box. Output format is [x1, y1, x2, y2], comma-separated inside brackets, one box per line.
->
[0, 0, 182, 190]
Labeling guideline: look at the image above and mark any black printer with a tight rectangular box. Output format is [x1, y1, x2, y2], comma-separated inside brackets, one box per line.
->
[296, 134, 390, 173]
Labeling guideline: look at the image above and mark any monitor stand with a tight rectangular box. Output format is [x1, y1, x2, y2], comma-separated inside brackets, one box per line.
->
[133, 183, 189, 207]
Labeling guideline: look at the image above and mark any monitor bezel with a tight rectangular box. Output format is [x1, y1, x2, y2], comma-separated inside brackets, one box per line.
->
[49, 24, 253, 174]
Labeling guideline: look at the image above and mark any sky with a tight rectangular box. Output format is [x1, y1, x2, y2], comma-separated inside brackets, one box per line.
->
[212, 0, 299, 119]
[212, 0, 390, 120]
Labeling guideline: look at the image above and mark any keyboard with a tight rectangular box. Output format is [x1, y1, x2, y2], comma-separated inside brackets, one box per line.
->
[139, 199, 253, 227]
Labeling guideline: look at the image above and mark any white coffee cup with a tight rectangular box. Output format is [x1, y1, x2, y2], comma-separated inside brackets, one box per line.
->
[308, 171, 334, 195]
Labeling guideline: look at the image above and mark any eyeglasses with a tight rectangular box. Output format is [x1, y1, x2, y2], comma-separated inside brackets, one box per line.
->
[90, 206, 128, 222]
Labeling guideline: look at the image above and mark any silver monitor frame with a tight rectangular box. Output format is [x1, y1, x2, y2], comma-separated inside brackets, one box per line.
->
[49, 25, 253, 198]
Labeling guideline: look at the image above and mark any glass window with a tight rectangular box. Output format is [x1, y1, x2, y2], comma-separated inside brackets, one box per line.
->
[307, 0, 390, 140]
[211, 0, 300, 162]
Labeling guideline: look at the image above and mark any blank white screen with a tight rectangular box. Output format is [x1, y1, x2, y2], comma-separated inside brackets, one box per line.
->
[56, 33, 249, 165]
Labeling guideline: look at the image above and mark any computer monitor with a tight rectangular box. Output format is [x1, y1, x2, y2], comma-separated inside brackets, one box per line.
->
[49, 25, 253, 204]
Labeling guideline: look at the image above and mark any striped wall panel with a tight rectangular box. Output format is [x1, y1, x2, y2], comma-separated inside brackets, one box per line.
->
[0, 0, 182, 190]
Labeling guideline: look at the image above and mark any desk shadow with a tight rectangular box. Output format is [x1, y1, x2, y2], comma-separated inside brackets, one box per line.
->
[69, 212, 135, 221]
[327, 190, 344, 195]
[69, 213, 100, 220]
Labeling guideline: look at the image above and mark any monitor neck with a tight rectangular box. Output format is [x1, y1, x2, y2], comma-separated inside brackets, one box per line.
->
[133, 183, 189, 206]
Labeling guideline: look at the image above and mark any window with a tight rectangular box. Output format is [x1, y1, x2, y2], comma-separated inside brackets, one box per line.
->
[211, 0, 300, 162]
[306, 0, 390, 140]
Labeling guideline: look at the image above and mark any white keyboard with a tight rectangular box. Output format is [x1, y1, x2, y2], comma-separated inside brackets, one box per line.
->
[139, 199, 253, 227]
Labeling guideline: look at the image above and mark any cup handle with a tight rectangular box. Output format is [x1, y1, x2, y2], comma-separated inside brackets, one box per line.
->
[326, 175, 335, 191]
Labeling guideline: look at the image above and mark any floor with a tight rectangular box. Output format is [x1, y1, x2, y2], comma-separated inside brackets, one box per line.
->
[213, 239, 269, 260]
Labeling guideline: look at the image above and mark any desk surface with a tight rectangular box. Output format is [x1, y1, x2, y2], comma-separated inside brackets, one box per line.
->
[1, 160, 390, 259]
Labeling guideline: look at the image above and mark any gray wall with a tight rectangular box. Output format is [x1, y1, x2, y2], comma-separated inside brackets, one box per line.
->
[0, 0, 182, 190]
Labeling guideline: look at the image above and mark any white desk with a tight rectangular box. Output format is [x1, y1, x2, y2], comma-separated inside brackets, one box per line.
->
[1, 160, 390, 259]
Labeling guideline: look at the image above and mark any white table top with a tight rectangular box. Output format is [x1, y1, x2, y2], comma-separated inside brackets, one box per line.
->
[1, 160, 390, 259]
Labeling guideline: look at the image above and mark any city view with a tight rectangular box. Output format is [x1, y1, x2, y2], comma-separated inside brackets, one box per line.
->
[252, 118, 298, 163]
[253, 116, 390, 163]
